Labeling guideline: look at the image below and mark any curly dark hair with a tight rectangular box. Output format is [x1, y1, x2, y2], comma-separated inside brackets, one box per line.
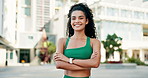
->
[66, 3, 97, 38]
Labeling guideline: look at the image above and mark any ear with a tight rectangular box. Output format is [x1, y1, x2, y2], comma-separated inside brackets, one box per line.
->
[86, 19, 89, 24]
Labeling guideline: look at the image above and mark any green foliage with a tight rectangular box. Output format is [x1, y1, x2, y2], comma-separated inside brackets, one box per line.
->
[125, 57, 145, 65]
[101, 33, 123, 60]
[47, 42, 56, 54]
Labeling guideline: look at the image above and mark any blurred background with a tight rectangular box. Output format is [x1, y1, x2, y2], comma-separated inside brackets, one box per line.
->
[0, 0, 148, 67]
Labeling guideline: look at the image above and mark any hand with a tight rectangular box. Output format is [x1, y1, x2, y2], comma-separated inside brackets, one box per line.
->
[91, 51, 98, 59]
[54, 52, 69, 62]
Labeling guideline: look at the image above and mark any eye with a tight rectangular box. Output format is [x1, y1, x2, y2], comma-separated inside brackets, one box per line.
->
[79, 16, 85, 19]
[71, 17, 76, 20]
[79, 17, 84, 19]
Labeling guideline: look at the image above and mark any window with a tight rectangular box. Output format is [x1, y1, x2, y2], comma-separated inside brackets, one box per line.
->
[24, 7, 31, 16]
[47, 35, 56, 45]
[24, 0, 31, 16]
[25, 0, 31, 6]
[121, 9, 132, 18]
[145, 13, 148, 20]
[28, 36, 33, 39]
[130, 24, 142, 40]
[101, 7, 105, 15]
[145, 54, 148, 61]
[143, 26, 148, 36]
[143, 0, 148, 2]
[143, 29, 148, 36]
[106, 7, 118, 16]
[134, 11, 144, 19]
[10, 52, 13, 59]
[97, 7, 101, 15]
[6, 53, 8, 59]
[96, 21, 101, 39]
[55, 0, 63, 7]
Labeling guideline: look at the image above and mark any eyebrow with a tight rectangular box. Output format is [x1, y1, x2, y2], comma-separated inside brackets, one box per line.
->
[71, 15, 85, 17]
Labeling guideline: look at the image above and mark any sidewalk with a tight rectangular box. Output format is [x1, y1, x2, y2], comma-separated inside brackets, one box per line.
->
[0, 64, 148, 78]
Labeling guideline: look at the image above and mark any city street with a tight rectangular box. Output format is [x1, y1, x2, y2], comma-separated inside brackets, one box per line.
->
[0, 64, 148, 78]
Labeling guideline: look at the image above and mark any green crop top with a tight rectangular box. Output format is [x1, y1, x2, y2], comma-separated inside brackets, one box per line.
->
[64, 37, 93, 59]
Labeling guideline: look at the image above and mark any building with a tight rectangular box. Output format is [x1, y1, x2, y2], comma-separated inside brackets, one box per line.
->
[0, 0, 16, 66]
[0, 0, 60, 66]
[0, 0, 57, 66]
[16, 0, 57, 64]
[89, 0, 148, 63]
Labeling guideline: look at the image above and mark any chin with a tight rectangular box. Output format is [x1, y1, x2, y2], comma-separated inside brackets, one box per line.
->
[74, 29, 84, 31]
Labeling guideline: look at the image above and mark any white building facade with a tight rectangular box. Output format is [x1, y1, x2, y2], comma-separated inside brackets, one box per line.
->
[16, 0, 56, 64]
[0, 0, 17, 66]
[89, 0, 148, 63]
[0, 0, 58, 66]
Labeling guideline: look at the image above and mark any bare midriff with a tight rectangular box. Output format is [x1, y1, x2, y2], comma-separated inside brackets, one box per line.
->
[64, 69, 91, 77]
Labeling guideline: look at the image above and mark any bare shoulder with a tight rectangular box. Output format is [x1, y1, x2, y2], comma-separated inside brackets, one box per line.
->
[58, 37, 67, 42]
[90, 38, 101, 45]
[56, 37, 67, 53]
[58, 37, 67, 44]
[90, 38, 101, 52]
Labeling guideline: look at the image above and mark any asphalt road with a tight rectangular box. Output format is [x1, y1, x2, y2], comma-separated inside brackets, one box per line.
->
[0, 64, 148, 78]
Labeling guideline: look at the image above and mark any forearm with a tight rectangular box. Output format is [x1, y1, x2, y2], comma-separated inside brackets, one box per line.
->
[73, 58, 100, 68]
[55, 61, 90, 71]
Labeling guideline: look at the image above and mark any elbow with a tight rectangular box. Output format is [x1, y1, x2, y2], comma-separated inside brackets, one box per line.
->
[92, 62, 100, 68]
[56, 65, 61, 69]
[55, 63, 63, 69]
[93, 64, 100, 68]
[55, 61, 62, 69]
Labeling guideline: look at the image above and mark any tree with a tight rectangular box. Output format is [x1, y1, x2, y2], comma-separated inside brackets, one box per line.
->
[101, 33, 122, 61]
[40, 40, 56, 63]
[46, 41, 56, 55]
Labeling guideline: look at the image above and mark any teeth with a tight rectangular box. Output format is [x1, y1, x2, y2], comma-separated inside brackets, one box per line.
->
[75, 25, 80, 27]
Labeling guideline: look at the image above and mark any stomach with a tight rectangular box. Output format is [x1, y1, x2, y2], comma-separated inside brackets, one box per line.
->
[64, 69, 91, 77]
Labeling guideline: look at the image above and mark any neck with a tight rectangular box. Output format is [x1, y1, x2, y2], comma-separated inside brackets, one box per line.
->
[72, 31, 86, 39]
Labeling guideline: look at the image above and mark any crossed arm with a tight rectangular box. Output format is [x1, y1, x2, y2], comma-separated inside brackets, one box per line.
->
[54, 38, 101, 71]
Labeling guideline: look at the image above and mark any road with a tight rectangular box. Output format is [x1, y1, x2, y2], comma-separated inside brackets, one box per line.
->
[0, 64, 148, 78]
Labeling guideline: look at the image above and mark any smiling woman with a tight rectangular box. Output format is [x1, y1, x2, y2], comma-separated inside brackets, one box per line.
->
[54, 3, 101, 78]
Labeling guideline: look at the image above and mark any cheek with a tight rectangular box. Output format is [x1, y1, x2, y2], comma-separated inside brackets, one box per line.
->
[82, 20, 87, 25]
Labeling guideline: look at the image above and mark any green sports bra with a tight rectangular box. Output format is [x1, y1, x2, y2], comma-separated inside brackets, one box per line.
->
[64, 37, 93, 59]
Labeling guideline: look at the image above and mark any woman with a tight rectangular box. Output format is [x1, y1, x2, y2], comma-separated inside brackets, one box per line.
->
[54, 3, 101, 78]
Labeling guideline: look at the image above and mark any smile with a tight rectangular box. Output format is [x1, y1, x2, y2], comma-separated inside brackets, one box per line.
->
[74, 25, 81, 27]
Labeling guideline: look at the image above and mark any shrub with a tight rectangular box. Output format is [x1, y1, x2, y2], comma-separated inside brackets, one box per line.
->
[126, 57, 145, 65]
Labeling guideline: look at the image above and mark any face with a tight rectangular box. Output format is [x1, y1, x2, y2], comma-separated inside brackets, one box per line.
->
[71, 10, 88, 31]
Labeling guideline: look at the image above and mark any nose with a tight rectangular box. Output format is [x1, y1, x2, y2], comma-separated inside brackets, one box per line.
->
[75, 18, 79, 22]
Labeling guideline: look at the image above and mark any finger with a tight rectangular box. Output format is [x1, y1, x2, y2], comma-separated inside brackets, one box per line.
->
[94, 51, 98, 55]
[54, 55, 60, 59]
[55, 58, 59, 61]
[91, 53, 97, 58]
[55, 57, 61, 61]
